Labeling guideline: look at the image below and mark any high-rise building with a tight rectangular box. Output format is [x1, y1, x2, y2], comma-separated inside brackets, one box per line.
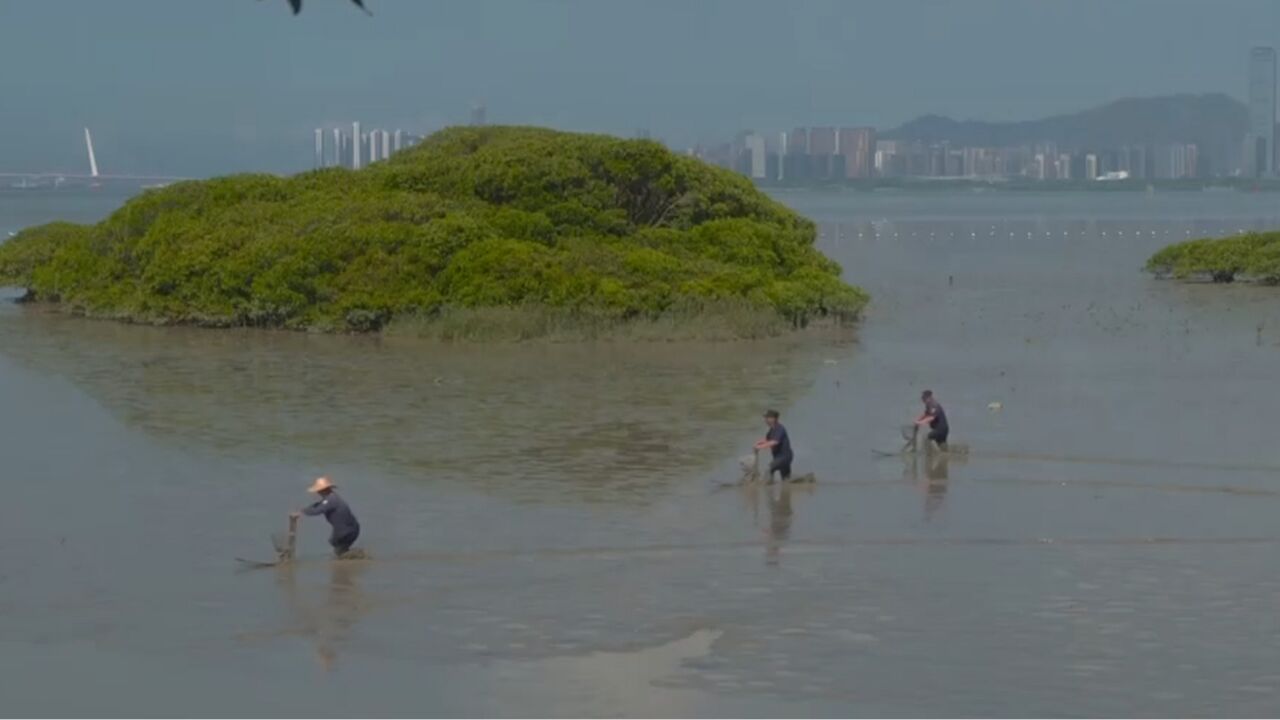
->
[331, 128, 342, 167]
[875, 140, 906, 177]
[1119, 145, 1149, 179]
[368, 130, 380, 163]
[1057, 153, 1072, 181]
[1154, 143, 1199, 179]
[734, 147, 752, 176]
[1031, 153, 1047, 180]
[1174, 145, 1188, 179]
[837, 127, 876, 178]
[393, 129, 403, 153]
[1085, 153, 1099, 180]
[381, 130, 391, 161]
[471, 103, 487, 126]
[928, 146, 946, 177]
[777, 132, 788, 180]
[1249, 47, 1277, 177]
[807, 127, 836, 179]
[1156, 144, 1176, 179]
[352, 121, 363, 170]
[745, 134, 767, 180]
[314, 129, 324, 169]
[808, 127, 836, 155]
[784, 128, 810, 181]
[788, 128, 809, 155]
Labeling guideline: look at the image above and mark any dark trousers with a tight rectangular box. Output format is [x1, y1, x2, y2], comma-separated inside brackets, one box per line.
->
[768, 455, 793, 481]
[330, 528, 360, 557]
[928, 427, 949, 446]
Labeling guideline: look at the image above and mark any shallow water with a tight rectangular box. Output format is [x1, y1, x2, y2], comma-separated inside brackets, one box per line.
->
[4, 189, 1280, 716]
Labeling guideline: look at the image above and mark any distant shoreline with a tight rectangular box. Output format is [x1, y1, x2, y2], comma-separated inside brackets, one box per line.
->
[5, 297, 860, 343]
[757, 179, 1280, 193]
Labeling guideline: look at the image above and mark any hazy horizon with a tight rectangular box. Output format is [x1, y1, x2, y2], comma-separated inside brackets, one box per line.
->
[1, 0, 1278, 176]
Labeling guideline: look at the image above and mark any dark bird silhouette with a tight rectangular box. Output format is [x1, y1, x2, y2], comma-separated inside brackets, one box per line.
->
[284, 0, 372, 15]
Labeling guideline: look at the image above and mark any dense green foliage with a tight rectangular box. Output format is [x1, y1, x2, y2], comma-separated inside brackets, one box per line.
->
[1146, 232, 1280, 284]
[0, 126, 866, 336]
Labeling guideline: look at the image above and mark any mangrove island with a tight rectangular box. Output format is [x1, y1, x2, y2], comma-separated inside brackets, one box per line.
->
[1147, 231, 1280, 284]
[0, 126, 866, 340]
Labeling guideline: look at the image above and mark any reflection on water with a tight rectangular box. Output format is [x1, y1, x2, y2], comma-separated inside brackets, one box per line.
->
[9, 192, 1280, 715]
[740, 481, 805, 566]
[909, 453, 951, 520]
[0, 310, 846, 504]
[269, 561, 371, 673]
[235, 560, 372, 675]
[764, 484, 795, 565]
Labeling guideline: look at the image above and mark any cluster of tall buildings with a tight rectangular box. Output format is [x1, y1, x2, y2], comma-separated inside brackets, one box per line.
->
[699, 46, 1280, 184]
[697, 127, 878, 182]
[875, 141, 1200, 181]
[697, 131, 1203, 183]
[311, 104, 488, 170]
[313, 123, 424, 170]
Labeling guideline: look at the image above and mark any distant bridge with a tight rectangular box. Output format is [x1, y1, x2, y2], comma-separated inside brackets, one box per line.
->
[0, 129, 191, 185]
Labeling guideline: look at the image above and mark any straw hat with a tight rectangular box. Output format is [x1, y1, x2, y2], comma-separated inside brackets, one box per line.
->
[307, 476, 335, 494]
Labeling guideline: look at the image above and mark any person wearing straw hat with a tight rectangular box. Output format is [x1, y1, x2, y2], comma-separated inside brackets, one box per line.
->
[292, 476, 361, 557]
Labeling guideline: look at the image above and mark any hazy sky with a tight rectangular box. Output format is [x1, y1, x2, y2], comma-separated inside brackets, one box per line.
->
[2, 0, 1278, 176]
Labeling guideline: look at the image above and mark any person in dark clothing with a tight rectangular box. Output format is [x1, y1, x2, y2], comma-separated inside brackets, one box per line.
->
[293, 476, 361, 557]
[916, 390, 950, 450]
[754, 409, 794, 482]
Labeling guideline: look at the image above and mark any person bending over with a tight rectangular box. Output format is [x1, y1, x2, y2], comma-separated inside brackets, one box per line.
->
[293, 476, 361, 557]
[754, 409, 794, 482]
[916, 390, 950, 451]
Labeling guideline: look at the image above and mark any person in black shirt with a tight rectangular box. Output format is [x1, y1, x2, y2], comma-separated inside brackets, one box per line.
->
[293, 476, 361, 557]
[915, 390, 950, 450]
[754, 409, 794, 482]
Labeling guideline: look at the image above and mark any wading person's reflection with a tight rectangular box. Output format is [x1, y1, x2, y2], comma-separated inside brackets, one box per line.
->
[923, 454, 949, 520]
[276, 560, 369, 672]
[764, 483, 793, 565]
[901, 453, 950, 520]
[315, 560, 365, 671]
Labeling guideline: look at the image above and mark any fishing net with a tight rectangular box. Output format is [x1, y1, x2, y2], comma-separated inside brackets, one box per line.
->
[738, 452, 761, 483]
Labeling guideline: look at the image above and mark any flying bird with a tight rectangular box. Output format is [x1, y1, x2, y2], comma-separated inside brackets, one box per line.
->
[284, 0, 372, 15]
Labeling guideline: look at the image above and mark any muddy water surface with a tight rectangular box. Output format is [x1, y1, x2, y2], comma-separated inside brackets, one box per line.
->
[4, 189, 1280, 716]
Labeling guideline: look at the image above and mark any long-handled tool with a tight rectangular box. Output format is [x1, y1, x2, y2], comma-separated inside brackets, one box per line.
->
[734, 448, 762, 484]
[871, 424, 921, 457]
[236, 514, 298, 569]
[900, 423, 920, 454]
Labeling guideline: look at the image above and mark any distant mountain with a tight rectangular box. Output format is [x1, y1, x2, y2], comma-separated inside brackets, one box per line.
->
[882, 93, 1247, 168]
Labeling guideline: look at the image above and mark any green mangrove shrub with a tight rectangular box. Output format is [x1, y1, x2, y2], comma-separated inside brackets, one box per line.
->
[0, 126, 868, 335]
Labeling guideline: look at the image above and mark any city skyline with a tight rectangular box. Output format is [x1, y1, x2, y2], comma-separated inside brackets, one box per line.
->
[3, 0, 1280, 176]
[690, 47, 1271, 184]
[313, 122, 424, 170]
